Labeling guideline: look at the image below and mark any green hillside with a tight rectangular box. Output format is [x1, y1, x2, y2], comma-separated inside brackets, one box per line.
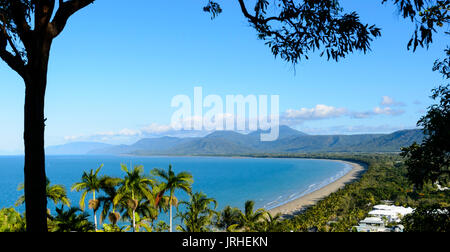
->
[88, 127, 423, 155]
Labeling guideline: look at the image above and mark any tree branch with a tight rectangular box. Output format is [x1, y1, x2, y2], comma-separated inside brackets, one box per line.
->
[235, 0, 381, 64]
[34, 0, 56, 32]
[50, 0, 95, 38]
[237, 0, 284, 24]
[238, 0, 256, 21]
[0, 28, 25, 76]
[0, 13, 24, 65]
[0, 49, 25, 75]
[10, 0, 31, 42]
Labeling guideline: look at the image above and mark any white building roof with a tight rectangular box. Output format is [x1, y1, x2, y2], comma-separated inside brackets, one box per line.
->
[371, 205, 414, 216]
[360, 217, 384, 225]
[373, 205, 392, 210]
[369, 210, 398, 217]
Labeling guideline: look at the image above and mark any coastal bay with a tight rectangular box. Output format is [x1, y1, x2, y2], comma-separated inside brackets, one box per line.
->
[269, 160, 366, 217]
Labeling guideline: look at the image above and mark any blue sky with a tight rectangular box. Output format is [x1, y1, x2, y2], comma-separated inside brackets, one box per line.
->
[0, 0, 448, 153]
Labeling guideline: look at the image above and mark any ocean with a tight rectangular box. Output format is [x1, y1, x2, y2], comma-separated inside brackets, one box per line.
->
[0, 155, 352, 213]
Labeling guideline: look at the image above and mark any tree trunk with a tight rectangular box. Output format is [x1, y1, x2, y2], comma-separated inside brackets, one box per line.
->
[94, 210, 97, 231]
[23, 70, 48, 232]
[93, 191, 97, 231]
[23, 35, 52, 232]
[169, 203, 172, 232]
[132, 209, 136, 232]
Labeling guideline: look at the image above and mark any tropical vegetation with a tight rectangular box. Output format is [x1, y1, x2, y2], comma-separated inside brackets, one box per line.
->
[151, 165, 193, 232]
[71, 164, 106, 231]
[0, 151, 448, 232]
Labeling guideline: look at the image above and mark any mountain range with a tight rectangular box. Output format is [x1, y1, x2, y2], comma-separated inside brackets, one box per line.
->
[46, 126, 424, 156]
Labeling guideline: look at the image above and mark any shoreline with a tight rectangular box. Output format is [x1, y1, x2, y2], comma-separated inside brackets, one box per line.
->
[268, 160, 367, 217]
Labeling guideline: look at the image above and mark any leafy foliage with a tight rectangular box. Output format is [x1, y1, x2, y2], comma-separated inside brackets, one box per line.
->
[403, 204, 450, 232]
[249, 153, 449, 232]
[176, 192, 217, 232]
[153, 220, 170, 232]
[235, 200, 267, 232]
[0, 0, 95, 77]
[401, 84, 449, 187]
[215, 205, 241, 231]
[0, 154, 448, 232]
[433, 48, 450, 78]
[0, 0, 32, 62]
[71, 164, 108, 230]
[71, 164, 104, 211]
[255, 212, 284, 232]
[382, 0, 450, 51]
[204, 0, 381, 64]
[0, 208, 26, 232]
[48, 207, 94, 232]
[203, 0, 222, 20]
[152, 164, 193, 232]
[16, 177, 70, 208]
[113, 164, 154, 232]
[97, 176, 122, 225]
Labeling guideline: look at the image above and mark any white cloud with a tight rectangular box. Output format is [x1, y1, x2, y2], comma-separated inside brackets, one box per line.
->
[141, 123, 173, 134]
[63, 99, 408, 144]
[350, 111, 373, 119]
[381, 96, 395, 106]
[373, 106, 405, 116]
[299, 124, 418, 135]
[282, 101, 407, 127]
[285, 104, 348, 120]
[381, 96, 405, 107]
[350, 106, 405, 119]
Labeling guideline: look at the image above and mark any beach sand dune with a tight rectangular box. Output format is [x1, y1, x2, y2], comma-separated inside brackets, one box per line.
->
[269, 160, 366, 218]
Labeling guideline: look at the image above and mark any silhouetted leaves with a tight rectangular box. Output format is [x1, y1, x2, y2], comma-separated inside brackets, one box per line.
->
[205, 0, 381, 64]
[203, 0, 222, 20]
[433, 48, 450, 79]
[401, 85, 450, 187]
[403, 204, 450, 232]
[383, 0, 450, 51]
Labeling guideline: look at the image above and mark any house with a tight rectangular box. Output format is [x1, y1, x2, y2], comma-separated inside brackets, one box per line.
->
[354, 203, 415, 232]
[369, 205, 414, 223]
[354, 217, 391, 232]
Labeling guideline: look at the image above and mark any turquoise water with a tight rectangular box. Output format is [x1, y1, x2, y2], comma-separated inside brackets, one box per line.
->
[0, 155, 352, 214]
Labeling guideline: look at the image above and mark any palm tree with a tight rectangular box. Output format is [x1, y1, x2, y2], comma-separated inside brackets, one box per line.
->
[136, 189, 171, 229]
[97, 176, 122, 227]
[0, 208, 26, 232]
[71, 164, 105, 231]
[16, 177, 71, 208]
[151, 164, 193, 232]
[154, 220, 170, 232]
[176, 192, 217, 232]
[215, 206, 241, 232]
[237, 200, 266, 232]
[48, 207, 95, 232]
[257, 212, 283, 232]
[113, 164, 154, 232]
[121, 199, 153, 232]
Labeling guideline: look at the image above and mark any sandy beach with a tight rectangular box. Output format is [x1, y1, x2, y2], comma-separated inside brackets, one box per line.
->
[269, 160, 367, 217]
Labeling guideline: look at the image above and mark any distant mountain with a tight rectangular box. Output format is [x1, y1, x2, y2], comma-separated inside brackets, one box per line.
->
[167, 131, 258, 155]
[49, 127, 424, 156]
[46, 142, 113, 155]
[248, 125, 309, 139]
[89, 136, 197, 155]
[89, 126, 310, 155]
[347, 129, 424, 152]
